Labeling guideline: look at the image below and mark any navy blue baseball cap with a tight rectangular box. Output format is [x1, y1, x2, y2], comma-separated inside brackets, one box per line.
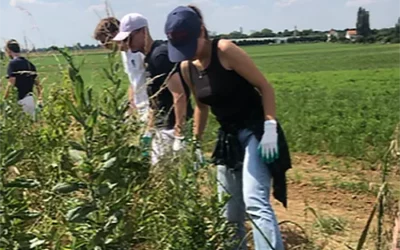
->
[165, 6, 202, 63]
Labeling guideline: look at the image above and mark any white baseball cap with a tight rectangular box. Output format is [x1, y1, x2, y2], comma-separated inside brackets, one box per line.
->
[112, 13, 148, 41]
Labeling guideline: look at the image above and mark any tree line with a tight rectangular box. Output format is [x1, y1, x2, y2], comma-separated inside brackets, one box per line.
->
[12, 7, 400, 52]
[213, 7, 399, 45]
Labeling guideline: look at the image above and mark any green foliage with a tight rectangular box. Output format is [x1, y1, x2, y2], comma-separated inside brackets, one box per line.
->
[242, 43, 400, 162]
[0, 43, 398, 249]
[356, 7, 371, 38]
[395, 17, 400, 37]
[0, 46, 235, 249]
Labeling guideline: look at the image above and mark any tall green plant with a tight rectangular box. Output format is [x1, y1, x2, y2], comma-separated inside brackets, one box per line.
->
[48, 46, 147, 249]
[0, 99, 44, 249]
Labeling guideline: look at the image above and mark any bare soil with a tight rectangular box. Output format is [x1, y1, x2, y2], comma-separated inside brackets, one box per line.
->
[257, 153, 399, 250]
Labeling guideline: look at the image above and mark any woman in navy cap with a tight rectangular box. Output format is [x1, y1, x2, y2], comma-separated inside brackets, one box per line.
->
[164, 5, 291, 250]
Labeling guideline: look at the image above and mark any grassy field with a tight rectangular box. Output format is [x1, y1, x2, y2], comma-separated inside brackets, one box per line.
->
[1, 42, 399, 249]
[2, 42, 398, 160]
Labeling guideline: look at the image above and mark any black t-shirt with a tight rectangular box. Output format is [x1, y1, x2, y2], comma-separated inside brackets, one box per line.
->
[145, 40, 193, 130]
[6, 57, 37, 100]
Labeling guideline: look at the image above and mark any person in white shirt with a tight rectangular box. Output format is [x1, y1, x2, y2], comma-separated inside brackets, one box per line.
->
[94, 17, 152, 151]
[121, 50, 150, 123]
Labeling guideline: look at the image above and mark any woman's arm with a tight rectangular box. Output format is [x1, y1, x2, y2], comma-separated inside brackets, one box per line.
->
[167, 72, 187, 137]
[218, 39, 276, 120]
[180, 61, 209, 140]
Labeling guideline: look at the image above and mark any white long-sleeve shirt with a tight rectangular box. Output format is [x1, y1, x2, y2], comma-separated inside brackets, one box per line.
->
[121, 50, 149, 108]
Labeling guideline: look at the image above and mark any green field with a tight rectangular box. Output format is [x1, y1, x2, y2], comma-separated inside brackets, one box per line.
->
[1, 42, 399, 249]
[3, 42, 397, 161]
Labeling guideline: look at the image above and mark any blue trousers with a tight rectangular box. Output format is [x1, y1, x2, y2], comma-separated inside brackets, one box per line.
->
[217, 129, 284, 250]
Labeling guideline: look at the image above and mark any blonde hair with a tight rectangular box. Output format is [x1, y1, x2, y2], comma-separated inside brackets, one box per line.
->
[93, 17, 120, 42]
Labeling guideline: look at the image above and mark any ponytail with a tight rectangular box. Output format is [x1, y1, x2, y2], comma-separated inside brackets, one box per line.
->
[187, 5, 209, 40]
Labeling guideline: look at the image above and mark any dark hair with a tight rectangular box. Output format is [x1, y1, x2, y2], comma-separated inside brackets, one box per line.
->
[6, 39, 21, 53]
[93, 17, 120, 42]
[187, 5, 209, 39]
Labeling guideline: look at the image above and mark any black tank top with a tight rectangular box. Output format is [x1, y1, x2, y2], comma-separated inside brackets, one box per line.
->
[189, 39, 264, 127]
[188, 40, 292, 208]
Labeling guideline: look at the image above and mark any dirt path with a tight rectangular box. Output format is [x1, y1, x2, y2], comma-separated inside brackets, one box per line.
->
[242, 153, 399, 250]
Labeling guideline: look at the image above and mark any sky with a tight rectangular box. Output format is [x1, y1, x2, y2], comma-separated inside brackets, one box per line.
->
[0, 0, 398, 48]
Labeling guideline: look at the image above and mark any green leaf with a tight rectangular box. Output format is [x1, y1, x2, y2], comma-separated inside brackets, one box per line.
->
[29, 238, 45, 249]
[68, 67, 77, 82]
[65, 99, 85, 126]
[86, 87, 93, 108]
[66, 204, 97, 223]
[102, 68, 114, 82]
[74, 74, 85, 108]
[4, 149, 25, 167]
[0, 237, 10, 246]
[97, 157, 117, 173]
[68, 141, 85, 151]
[10, 210, 41, 220]
[68, 149, 85, 164]
[104, 209, 124, 232]
[86, 109, 98, 128]
[114, 62, 120, 73]
[98, 182, 117, 196]
[5, 178, 40, 189]
[52, 182, 86, 194]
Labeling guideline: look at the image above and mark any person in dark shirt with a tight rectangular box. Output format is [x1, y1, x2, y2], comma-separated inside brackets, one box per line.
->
[165, 5, 292, 250]
[112, 13, 195, 165]
[4, 39, 42, 117]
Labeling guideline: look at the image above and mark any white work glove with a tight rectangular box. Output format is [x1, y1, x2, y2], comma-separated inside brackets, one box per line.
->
[258, 119, 279, 164]
[172, 135, 186, 151]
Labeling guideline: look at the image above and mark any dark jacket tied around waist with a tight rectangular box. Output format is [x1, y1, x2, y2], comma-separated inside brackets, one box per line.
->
[211, 120, 292, 208]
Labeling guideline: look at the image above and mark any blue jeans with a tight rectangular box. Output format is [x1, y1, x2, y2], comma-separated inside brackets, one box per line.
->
[217, 129, 284, 250]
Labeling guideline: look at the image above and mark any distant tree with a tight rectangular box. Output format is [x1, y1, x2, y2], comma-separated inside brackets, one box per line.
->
[395, 17, 400, 36]
[227, 31, 248, 39]
[330, 36, 338, 43]
[208, 30, 217, 38]
[282, 29, 292, 37]
[356, 7, 371, 37]
[260, 28, 276, 37]
[249, 31, 263, 38]
[301, 29, 313, 36]
[249, 29, 276, 37]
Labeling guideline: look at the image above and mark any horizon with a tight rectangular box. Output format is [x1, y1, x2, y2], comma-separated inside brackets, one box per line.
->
[0, 0, 399, 49]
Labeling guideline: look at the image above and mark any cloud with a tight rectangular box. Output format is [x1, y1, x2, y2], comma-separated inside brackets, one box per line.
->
[275, 0, 299, 7]
[275, 0, 314, 7]
[154, 0, 179, 7]
[10, 0, 35, 7]
[231, 5, 248, 10]
[87, 3, 106, 12]
[10, 0, 61, 7]
[345, 0, 378, 6]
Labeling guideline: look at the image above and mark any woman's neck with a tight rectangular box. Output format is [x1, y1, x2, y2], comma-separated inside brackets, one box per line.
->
[196, 40, 212, 69]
